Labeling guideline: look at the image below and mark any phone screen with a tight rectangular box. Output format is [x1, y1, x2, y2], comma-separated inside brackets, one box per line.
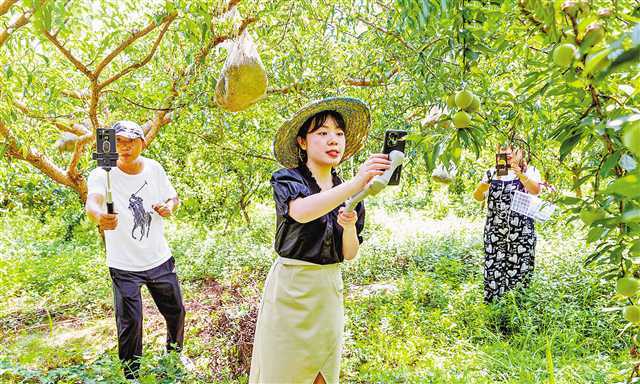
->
[382, 130, 407, 185]
[496, 153, 509, 176]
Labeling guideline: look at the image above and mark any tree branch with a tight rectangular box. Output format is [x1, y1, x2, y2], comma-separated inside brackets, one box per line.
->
[0, 0, 18, 17]
[354, 16, 414, 51]
[268, 67, 400, 94]
[345, 67, 399, 86]
[61, 89, 90, 100]
[0, 121, 84, 198]
[0, 7, 34, 48]
[518, 0, 549, 34]
[144, 14, 258, 146]
[95, 12, 177, 79]
[42, 29, 95, 80]
[67, 133, 92, 180]
[10, 99, 88, 135]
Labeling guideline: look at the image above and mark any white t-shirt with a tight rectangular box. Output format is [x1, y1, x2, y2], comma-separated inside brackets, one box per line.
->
[87, 156, 177, 271]
[481, 166, 542, 184]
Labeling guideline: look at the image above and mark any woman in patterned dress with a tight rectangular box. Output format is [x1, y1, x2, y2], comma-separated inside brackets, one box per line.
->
[473, 143, 542, 302]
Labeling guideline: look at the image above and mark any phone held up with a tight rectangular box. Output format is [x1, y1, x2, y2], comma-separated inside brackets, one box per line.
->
[382, 129, 407, 186]
[496, 152, 509, 177]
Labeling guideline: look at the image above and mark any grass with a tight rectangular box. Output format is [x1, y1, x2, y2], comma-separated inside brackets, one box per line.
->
[0, 194, 633, 383]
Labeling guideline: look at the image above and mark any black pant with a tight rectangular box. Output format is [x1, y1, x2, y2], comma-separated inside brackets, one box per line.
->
[109, 257, 186, 379]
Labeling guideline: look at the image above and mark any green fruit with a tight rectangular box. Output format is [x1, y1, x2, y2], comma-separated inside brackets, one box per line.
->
[561, 1, 579, 17]
[464, 95, 481, 113]
[577, 0, 590, 13]
[622, 122, 640, 158]
[597, 8, 612, 18]
[446, 94, 457, 109]
[552, 44, 578, 67]
[617, 277, 640, 297]
[452, 111, 471, 128]
[455, 90, 474, 109]
[581, 23, 605, 50]
[624, 305, 640, 323]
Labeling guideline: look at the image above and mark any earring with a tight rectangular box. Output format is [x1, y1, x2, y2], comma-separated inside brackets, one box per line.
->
[298, 147, 305, 163]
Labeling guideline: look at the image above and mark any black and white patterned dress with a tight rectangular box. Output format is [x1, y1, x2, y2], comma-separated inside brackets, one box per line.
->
[483, 169, 537, 302]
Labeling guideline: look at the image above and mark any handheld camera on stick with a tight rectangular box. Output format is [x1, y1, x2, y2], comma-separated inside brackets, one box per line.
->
[92, 128, 119, 214]
[382, 130, 407, 185]
[344, 130, 407, 213]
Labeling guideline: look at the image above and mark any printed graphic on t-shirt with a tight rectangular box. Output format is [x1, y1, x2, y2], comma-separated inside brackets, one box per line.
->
[128, 181, 152, 241]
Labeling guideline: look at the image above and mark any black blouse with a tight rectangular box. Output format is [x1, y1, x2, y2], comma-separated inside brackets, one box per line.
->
[271, 165, 365, 265]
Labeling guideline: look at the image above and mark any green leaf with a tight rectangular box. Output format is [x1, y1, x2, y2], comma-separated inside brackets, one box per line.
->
[623, 122, 640, 157]
[623, 209, 640, 224]
[605, 174, 640, 198]
[601, 152, 622, 177]
[586, 226, 607, 244]
[558, 196, 583, 205]
[559, 134, 582, 161]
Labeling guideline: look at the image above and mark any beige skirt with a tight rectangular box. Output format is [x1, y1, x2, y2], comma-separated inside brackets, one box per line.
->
[249, 257, 344, 384]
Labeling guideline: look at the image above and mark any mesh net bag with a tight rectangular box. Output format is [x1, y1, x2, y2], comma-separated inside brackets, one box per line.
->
[510, 190, 556, 222]
[215, 29, 268, 112]
[431, 162, 457, 184]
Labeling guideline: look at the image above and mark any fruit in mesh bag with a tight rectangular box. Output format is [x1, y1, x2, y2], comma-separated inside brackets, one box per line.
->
[55, 132, 79, 152]
[215, 32, 268, 112]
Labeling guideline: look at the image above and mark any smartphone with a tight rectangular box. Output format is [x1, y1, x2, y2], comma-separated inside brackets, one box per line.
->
[94, 128, 118, 168]
[382, 129, 407, 186]
[92, 128, 119, 214]
[496, 153, 509, 176]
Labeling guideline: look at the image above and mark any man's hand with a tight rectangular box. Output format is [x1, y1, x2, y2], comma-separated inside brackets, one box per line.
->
[153, 202, 172, 217]
[99, 212, 118, 230]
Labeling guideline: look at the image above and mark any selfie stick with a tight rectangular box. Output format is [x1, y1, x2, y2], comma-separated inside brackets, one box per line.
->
[92, 128, 119, 214]
[344, 150, 405, 213]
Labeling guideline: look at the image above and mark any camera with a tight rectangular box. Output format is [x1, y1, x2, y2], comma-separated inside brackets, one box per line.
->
[496, 152, 509, 176]
[382, 130, 407, 186]
[93, 128, 119, 168]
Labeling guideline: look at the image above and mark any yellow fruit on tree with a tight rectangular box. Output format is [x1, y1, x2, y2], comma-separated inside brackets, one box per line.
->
[581, 23, 605, 50]
[577, 0, 590, 13]
[465, 95, 481, 113]
[561, 1, 578, 17]
[617, 276, 640, 297]
[446, 94, 457, 109]
[553, 44, 578, 67]
[452, 111, 471, 128]
[455, 90, 474, 109]
[597, 8, 612, 17]
[624, 305, 640, 323]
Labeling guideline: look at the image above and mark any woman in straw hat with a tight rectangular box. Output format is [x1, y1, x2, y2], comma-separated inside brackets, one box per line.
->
[249, 97, 390, 384]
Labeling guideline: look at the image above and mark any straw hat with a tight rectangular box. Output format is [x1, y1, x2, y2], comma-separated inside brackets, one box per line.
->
[273, 97, 371, 168]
